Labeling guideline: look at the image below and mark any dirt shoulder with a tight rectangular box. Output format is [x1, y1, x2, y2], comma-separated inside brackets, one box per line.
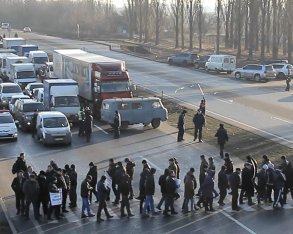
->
[133, 88, 293, 165]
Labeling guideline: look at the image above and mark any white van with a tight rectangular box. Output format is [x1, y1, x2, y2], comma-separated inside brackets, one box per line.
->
[28, 51, 49, 73]
[36, 111, 72, 145]
[205, 55, 236, 74]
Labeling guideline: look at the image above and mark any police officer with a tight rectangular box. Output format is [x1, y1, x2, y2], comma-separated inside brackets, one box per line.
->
[193, 109, 205, 142]
[113, 110, 121, 138]
[177, 110, 187, 142]
[84, 109, 93, 142]
[215, 123, 229, 158]
[78, 107, 85, 136]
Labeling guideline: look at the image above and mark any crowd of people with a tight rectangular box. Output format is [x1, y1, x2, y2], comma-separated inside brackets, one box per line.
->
[10, 151, 293, 223]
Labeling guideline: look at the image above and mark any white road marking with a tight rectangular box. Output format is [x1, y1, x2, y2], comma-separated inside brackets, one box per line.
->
[94, 124, 109, 135]
[271, 116, 293, 125]
[175, 87, 185, 93]
[220, 210, 257, 234]
[216, 98, 233, 104]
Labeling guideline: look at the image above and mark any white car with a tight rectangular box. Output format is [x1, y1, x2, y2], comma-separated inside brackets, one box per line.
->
[23, 27, 31, 33]
[24, 82, 43, 97]
[9, 95, 30, 116]
[0, 111, 17, 141]
[0, 83, 23, 108]
[233, 64, 276, 82]
[271, 63, 293, 80]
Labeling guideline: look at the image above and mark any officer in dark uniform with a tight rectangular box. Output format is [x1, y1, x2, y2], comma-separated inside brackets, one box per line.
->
[113, 110, 121, 138]
[229, 168, 241, 211]
[84, 109, 93, 142]
[177, 110, 187, 142]
[193, 109, 205, 142]
[78, 107, 85, 136]
[215, 123, 229, 158]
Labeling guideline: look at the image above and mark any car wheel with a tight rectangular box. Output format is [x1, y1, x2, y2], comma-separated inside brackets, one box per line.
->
[235, 72, 241, 79]
[205, 67, 210, 72]
[254, 74, 261, 82]
[194, 63, 199, 69]
[168, 59, 173, 65]
[151, 118, 161, 128]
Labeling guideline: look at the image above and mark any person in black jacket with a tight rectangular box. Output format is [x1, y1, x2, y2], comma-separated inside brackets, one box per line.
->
[84, 111, 93, 142]
[61, 169, 71, 213]
[215, 123, 229, 158]
[107, 158, 116, 200]
[229, 168, 241, 211]
[112, 161, 124, 205]
[142, 168, 158, 218]
[12, 153, 28, 174]
[218, 166, 229, 206]
[138, 167, 149, 213]
[47, 177, 61, 220]
[164, 170, 178, 216]
[11, 170, 26, 215]
[68, 164, 77, 208]
[96, 175, 113, 222]
[157, 169, 170, 210]
[125, 158, 135, 199]
[87, 162, 98, 203]
[177, 110, 187, 142]
[193, 109, 205, 142]
[113, 110, 121, 138]
[80, 175, 95, 218]
[31, 109, 38, 138]
[256, 164, 268, 204]
[273, 167, 286, 208]
[239, 162, 255, 206]
[119, 173, 134, 218]
[37, 170, 48, 216]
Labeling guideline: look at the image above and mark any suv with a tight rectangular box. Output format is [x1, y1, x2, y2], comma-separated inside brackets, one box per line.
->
[271, 63, 293, 79]
[0, 111, 17, 141]
[168, 52, 198, 66]
[14, 99, 45, 131]
[0, 83, 23, 108]
[194, 55, 210, 69]
[233, 64, 276, 82]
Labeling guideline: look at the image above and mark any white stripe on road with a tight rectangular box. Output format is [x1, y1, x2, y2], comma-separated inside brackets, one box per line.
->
[94, 124, 109, 135]
[220, 210, 257, 234]
[216, 98, 233, 104]
[271, 116, 293, 125]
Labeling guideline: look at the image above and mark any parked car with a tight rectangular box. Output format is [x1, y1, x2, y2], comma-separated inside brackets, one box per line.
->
[205, 55, 236, 74]
[233, 64, 276, 82]
[23, 82, 44, 98]
[0, 83, 23, 108]
[271, 63, 293, 79]
[14, 99, 45, 131]
[167, 52, 198, 66]
[36, 111, 72, 145]
[261, 59, 288, 65]
[9, 94, 30, 116]
[23, 27, 31, 33]
[194, 55, 210, 69]
[0, 110, 17, 141]
[1, 23, 10, 30]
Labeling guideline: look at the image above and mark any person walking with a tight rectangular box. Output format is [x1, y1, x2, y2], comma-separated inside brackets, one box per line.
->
[80, 175, 95, 218]
[96, 175, 113, 222]
[215, 123, 229, 158]
[218, 166, 229, 206]
[119, 173, 134, 218]
[78, 107, 85, 136]
[68, 164, 77, 208]
[107, 159, 117, 201]
[193, 109, 205, 142]
[84, 110, 93, 142]
[113, 110, 121, 138]
[177, 110, 187, 142]
[31, 109, 38, 138]
[229, 168, 241, 211]
[201, 170, 215, 212]
[157, 169, 170, 211]
[87, 162, 98, 203]
[11, 170, 26, 215]
[163, 170, 178, 216]
[112, 161, 124, 205]
[125, 158, 135, 199]
[12, 152, 28, 174]
[22, 174, 40, 220]
[285, 76, 291, 91]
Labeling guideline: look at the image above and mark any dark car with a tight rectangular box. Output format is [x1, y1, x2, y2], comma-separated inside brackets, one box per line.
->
[194, 55, 210, 69]
[167, 52, 198, 66]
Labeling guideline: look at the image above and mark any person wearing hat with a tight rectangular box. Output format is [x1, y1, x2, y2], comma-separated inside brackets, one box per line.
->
[215, 123, 229, 158]
[113, 110, 121, 139]
[229, 168, 241, 211]
[255, 164, 268, 204]
[68, 164, 77, 208]
[177, 110, 187, 142]
[239, 162, 255, 206]
[80, 175, 95, 218]
[218, 166, 229, 206]
[125, 158, 136, 199]
[193, 109, 205, 143]
[12, 152, 28, 174]
[11, 170, 26, 215]
[87, 162, 98, 203]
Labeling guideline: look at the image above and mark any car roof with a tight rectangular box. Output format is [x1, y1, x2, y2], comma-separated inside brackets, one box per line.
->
[11, 95, 30, 99]
[27, 82, 43, 87]
[38, 111, 66, 118]
[0, 111, 13, 117]
[0, 83, 21, 87]
[19, 99, 39, 104]
[103, 97, 161, 103]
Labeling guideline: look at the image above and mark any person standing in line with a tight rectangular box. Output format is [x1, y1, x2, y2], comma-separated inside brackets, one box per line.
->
[125, 158, 136, 199]
[266, 163, 275, 203]
[68, 164, 77, 208]
[107, 158, 117, 200]
[280, 156, 293, 204]
[168, 158, 178, 179]
[11, 170, 26, 215]
[193, 109, 205, 142]
[80, 175, 95, 218]
[12, 152, 28, 174]
[229, 168, 241, 211]
[84, 110, 93, 142]
[182, 168, 196, 213]
[164, 170, 178, 217]
[87, 162, 98, 203]
[239, 162, 255, 206]
[273, 166, 286, 208]
[218, 166, 229, 206]
[96, 175, 113, 222]
[177, 110, 187, 142]
[61, 169, 71, 213]
[37, 170, 49, 216]
[255, 164, 268, 204]
[31, 109, 38, 138]
[157, 169, 170, 210]
[137, 167, 149, 213]
[215, 123, 229, 158]
[47, 177, 61, 220]
[174, 158, 180, 179]
[224, 153, 234, 178]
[55, 168, 67, 217]
[78, 107, 85, 136]
[119, 172, 134, 218]
[113, 110, 121, 138]
[201, 170, 215, 212]
[112, 161, 124, 205]
[22, 174, 40, 220]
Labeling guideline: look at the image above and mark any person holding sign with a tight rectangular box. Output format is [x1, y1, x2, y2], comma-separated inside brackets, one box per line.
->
[47, 177, 62, 220]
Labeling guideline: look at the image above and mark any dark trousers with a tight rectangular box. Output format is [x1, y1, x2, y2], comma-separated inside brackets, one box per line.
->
[204, 196, 213, 211]
[282, 185, 293, 203]
[78, 121, 85, 136]
[164, 194, 175, 214]
[157, 193, 166, 209]
[129, 180, 134, 198]
[25, 200, 39, 219]
[194, 127, 203, 141]
[114, 127, 120, 138]
[177, 128, 184, 141]
[231, 189, 239, 209]
[48, 204, 61, 219]
[218, 188, 227, 204]
[15, 194, 25, 214]
[273, 188, 284, 207]
[97, 200, 110, 218]
[120, 194, 131, 215]
[112, 183, 120, 202]
[85, 132, 91, 142]
[89, 188, 98, 203]
[38, 198, 48, 215]
[219, 143, 225, 158]
[266, 185, 273, 202]
[69, 186, 77, 206]
[257, 187, 267, 203]
[62, 189, 68, 211]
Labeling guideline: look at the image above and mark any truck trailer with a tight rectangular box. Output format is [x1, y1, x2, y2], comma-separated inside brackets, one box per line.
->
[53, 49, 133, 118]
[17, 44, 38, 57]
[2, 38, 26, 50]
[10, 63, 37, 88]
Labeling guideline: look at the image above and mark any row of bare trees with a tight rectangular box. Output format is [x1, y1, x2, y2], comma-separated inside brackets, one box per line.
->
[0, 0, 292, 62]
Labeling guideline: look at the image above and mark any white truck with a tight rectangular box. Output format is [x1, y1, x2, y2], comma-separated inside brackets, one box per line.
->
[9, 63, 37, 88]
[0, 53, 18, 77]
[2, 38, 26, 50]
[28, 50, 49, 74]
[5, 56, 29, 78]
[43, 79, 80, 123]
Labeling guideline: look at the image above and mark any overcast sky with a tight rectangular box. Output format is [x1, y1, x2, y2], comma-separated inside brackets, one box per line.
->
[112, 0, 216, 12]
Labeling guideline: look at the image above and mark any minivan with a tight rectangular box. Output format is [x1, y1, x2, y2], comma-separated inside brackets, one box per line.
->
[101, 97, 168, 129]
[36, 111, 72, 145]
[205, 55, 236, 74]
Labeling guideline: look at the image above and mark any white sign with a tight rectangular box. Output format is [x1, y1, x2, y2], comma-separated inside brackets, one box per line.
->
[49, 189, 62, 206]
[104, 171, 112, 189]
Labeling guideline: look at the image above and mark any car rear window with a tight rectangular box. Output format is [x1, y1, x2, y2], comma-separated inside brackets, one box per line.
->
[2, 86, 21, 93]
[23, 103, 45, 112]
[0, 115, 13, 123]
[265, 66, 274, 71]
[272, 65, 284, 69]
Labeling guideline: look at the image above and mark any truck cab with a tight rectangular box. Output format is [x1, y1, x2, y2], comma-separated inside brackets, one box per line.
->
[28, 50, 49, 74]
[9, 63, 37, 88]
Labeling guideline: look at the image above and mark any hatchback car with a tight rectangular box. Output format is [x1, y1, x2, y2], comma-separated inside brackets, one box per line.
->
[23, 27, 32, 33]
[194, 55, 210, 69]
[0, 83, 23, 108]
[168, 52, 198, 66]
[233, 64, 276, 82]
[0, 111, 17, 141]
[271, 63, 293, 79]
[9, 94, 30, 116]
[23, 82, 43, 98]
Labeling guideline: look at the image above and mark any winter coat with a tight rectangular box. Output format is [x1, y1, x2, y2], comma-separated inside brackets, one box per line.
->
[184, 172, 197, 190]
[165, 176, 177, 195]
[11, 176, 26, 197]
[87, 166, 98, 187]
[247, 157, 258, 179]
[68, 169, 77, 187]
[144, 173, 155, 195]
[193, 113, 205, 128]
[273, 169, 286, 190]
[119, 175, 130, 196]
[266, 168, 275, 186]
[184, 176, 195, 199]
[215, 127, 229, 145]
[229, 172, 241, 192]
[201, 171, 214, 198]
[241, 167, 254, 196]
[13, 157, 28, 173]
[84, 114, 93, 134]
[158, 174, 168, 194]
[113, 113, 121, 128]
[208, 161, 215, 172]
[80, 179, 92, 198]
[22, 179, 40, 202]
[107, 163, 116, 178]
[97, 179, 108, 201]
[224, 159, 234, 174]
[256, 169, 267, 190]
[177, 113, 185, 130]
[139, 170, 148, 194]
[113, 165, 124, 185]
[218, 169, 229, 190]
[168, 164, 178, 179]
[126, 161, 135, 179]
[37, 174, 49, 200]
[200, 159, 208, 174]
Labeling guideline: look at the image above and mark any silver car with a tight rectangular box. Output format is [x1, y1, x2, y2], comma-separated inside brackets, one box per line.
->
[233, 64, 276, 82]
[168, 52, 198, 66]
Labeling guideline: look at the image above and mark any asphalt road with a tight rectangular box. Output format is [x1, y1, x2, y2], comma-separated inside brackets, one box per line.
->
[0, 30, 293, 234]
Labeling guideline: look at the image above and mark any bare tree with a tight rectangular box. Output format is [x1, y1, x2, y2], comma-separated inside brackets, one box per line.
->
[260, 0, 268, 60]
[216, 0, 222, 54]
[152, 0, 166, 45]
[170, 0, 181, 48]
[287, 0, 293, 62]
[196, 0, 204, 51]
[180, 0, 185, 49]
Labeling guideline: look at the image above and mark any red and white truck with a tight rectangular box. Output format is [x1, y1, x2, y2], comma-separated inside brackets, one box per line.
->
[53, 49, 133, 118]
